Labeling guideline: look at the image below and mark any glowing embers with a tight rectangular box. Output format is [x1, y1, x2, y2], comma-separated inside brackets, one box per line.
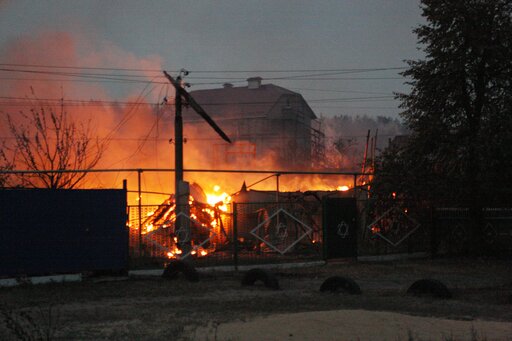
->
[250, 208, 313, 255]
[166, 211, 217, 260]
[366, 206, 420, 247]
[140, 196, 226, 260]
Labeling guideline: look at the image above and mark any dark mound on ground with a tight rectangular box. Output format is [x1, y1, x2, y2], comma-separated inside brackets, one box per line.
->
[319, 276, 362, 294]
[162, 259, 199, 282]
[241, 268, 280, 290]
[406, 279, 452, 299]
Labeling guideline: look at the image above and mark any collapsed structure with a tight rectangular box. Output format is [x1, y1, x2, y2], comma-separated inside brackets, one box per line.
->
[135, 181, 354, 261]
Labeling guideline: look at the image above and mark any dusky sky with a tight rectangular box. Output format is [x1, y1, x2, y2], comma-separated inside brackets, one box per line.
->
[0, 0, 425, 118]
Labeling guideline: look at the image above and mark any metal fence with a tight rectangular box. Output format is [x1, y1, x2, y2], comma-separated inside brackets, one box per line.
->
[232, 201, 323, 266]
[0, 188, 128, 277]
[127, 196, 439, 267]
[6, 168, 511, 273]
[357, 198, 431, 257]
[128, 200, 323, 268]
[433, 207, 512, 256]
[2, 168, 364, 269]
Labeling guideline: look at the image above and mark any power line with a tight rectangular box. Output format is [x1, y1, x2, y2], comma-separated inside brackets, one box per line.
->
[0, 67, 168, 84]
[0, 69, 402, 83]
[188, 66, 406, 73]
[185, 68, 404, 80]
[0, 76, 160, 85]
[311, 105, 398, 110]
[191, 77, 402, 86]
[0, 96, 164, 106]
[0, 63, 166, 73]
[289, 87, 392, 95]
[0, 133, 404, 142]
[0, 65, 405, 92]
[0, 65, 404, 82]
[0, 63, 406, 73]
[0, 95, 397, 109]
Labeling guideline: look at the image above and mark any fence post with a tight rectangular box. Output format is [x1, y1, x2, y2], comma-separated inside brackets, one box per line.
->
[353, 174, 357, 198]
[123, 179, 130, 264]
[275, 173, 280, 203]
[430, 206, 437, 258]
[138, 169, 143, 256]
[321, 197, 327, 260]
[233, 202, 239, 271]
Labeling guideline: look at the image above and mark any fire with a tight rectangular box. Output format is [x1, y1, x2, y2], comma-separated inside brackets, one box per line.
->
[132, 178, 354, 261]
[134, 184, 232, 261]
[206, 185, 232, 211]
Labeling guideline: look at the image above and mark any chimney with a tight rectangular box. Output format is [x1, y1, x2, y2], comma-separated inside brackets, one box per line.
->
[223, 83, 233, 88]
[247, 77, 262, 89]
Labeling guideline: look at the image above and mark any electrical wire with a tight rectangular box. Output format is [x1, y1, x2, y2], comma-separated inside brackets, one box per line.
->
[0, 94, 396, 107]
[0, 63, 167, 73]
[0, 65, 404, 81]
[289, 87, 392, 95]
[0, 63, 406, 73]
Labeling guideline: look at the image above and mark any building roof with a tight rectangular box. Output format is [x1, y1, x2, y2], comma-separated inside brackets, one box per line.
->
[187, 80, 317, 120]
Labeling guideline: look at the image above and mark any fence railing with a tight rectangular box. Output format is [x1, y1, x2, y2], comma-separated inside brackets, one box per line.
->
[357, 198, 431, 257]
[433, 207, 512, 256]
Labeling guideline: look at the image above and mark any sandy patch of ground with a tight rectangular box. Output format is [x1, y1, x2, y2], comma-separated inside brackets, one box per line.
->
[193, 310, 512, 341]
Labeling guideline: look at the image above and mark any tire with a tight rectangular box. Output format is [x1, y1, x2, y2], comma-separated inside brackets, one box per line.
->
[319, 276, 362, 294]
[406, 279, 451, 299]
[241, 268, 280, 290]
[162, 260, 199, 282]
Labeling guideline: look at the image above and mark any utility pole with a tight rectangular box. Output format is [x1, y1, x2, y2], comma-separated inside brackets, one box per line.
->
[163, 70, 231, 259]
[163, 70, 191, 257]
[174, 77, 184, 187]
[361, 129, 371, 174]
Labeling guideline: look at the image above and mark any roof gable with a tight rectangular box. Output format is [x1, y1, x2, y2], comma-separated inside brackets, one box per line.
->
[188, 83, 316, 119]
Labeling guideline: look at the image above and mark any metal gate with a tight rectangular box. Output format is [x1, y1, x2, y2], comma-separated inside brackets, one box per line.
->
[322, 198, 358, 258]
[232, 201, 323, 265]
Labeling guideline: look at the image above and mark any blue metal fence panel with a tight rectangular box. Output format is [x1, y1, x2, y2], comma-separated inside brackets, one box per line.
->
[0, 189, 128, 277]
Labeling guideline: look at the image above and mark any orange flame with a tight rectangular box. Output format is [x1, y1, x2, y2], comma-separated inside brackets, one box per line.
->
[206, 185, 232, 212]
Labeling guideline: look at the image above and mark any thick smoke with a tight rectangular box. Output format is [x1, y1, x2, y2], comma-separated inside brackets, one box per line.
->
[0, 31, 406, 204]
[0, 31, 169, 202]
[322, 114, 406, 171]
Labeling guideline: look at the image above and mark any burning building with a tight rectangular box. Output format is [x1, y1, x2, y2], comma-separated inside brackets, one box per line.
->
[132, 179, 356, 262]
[183, 77, 325, 169]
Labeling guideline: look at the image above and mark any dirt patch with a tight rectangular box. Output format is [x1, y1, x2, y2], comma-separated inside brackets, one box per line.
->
[195, 310, 512, 341]
[1, 258, 511, 340]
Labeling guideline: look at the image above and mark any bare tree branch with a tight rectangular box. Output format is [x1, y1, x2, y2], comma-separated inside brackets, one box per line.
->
[2, 97, 105, 189]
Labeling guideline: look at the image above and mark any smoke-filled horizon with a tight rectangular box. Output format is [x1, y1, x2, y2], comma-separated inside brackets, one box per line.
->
[0, 22, 410, 203]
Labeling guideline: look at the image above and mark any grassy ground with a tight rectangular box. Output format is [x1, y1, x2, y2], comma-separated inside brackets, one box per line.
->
[1, 257, 511, 340]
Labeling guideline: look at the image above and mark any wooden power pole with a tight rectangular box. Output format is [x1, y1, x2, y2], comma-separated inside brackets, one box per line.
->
[163, 70, 231, 259]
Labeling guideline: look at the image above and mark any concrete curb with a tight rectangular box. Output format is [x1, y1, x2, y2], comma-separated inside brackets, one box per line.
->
[0, 274, 82, 287]
[129, 260, 326, 277]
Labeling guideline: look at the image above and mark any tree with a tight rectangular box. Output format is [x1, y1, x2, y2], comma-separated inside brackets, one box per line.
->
[2, 100, 104, 189]
[0, 146, 14, 188]
[375, 0, 512, 206]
